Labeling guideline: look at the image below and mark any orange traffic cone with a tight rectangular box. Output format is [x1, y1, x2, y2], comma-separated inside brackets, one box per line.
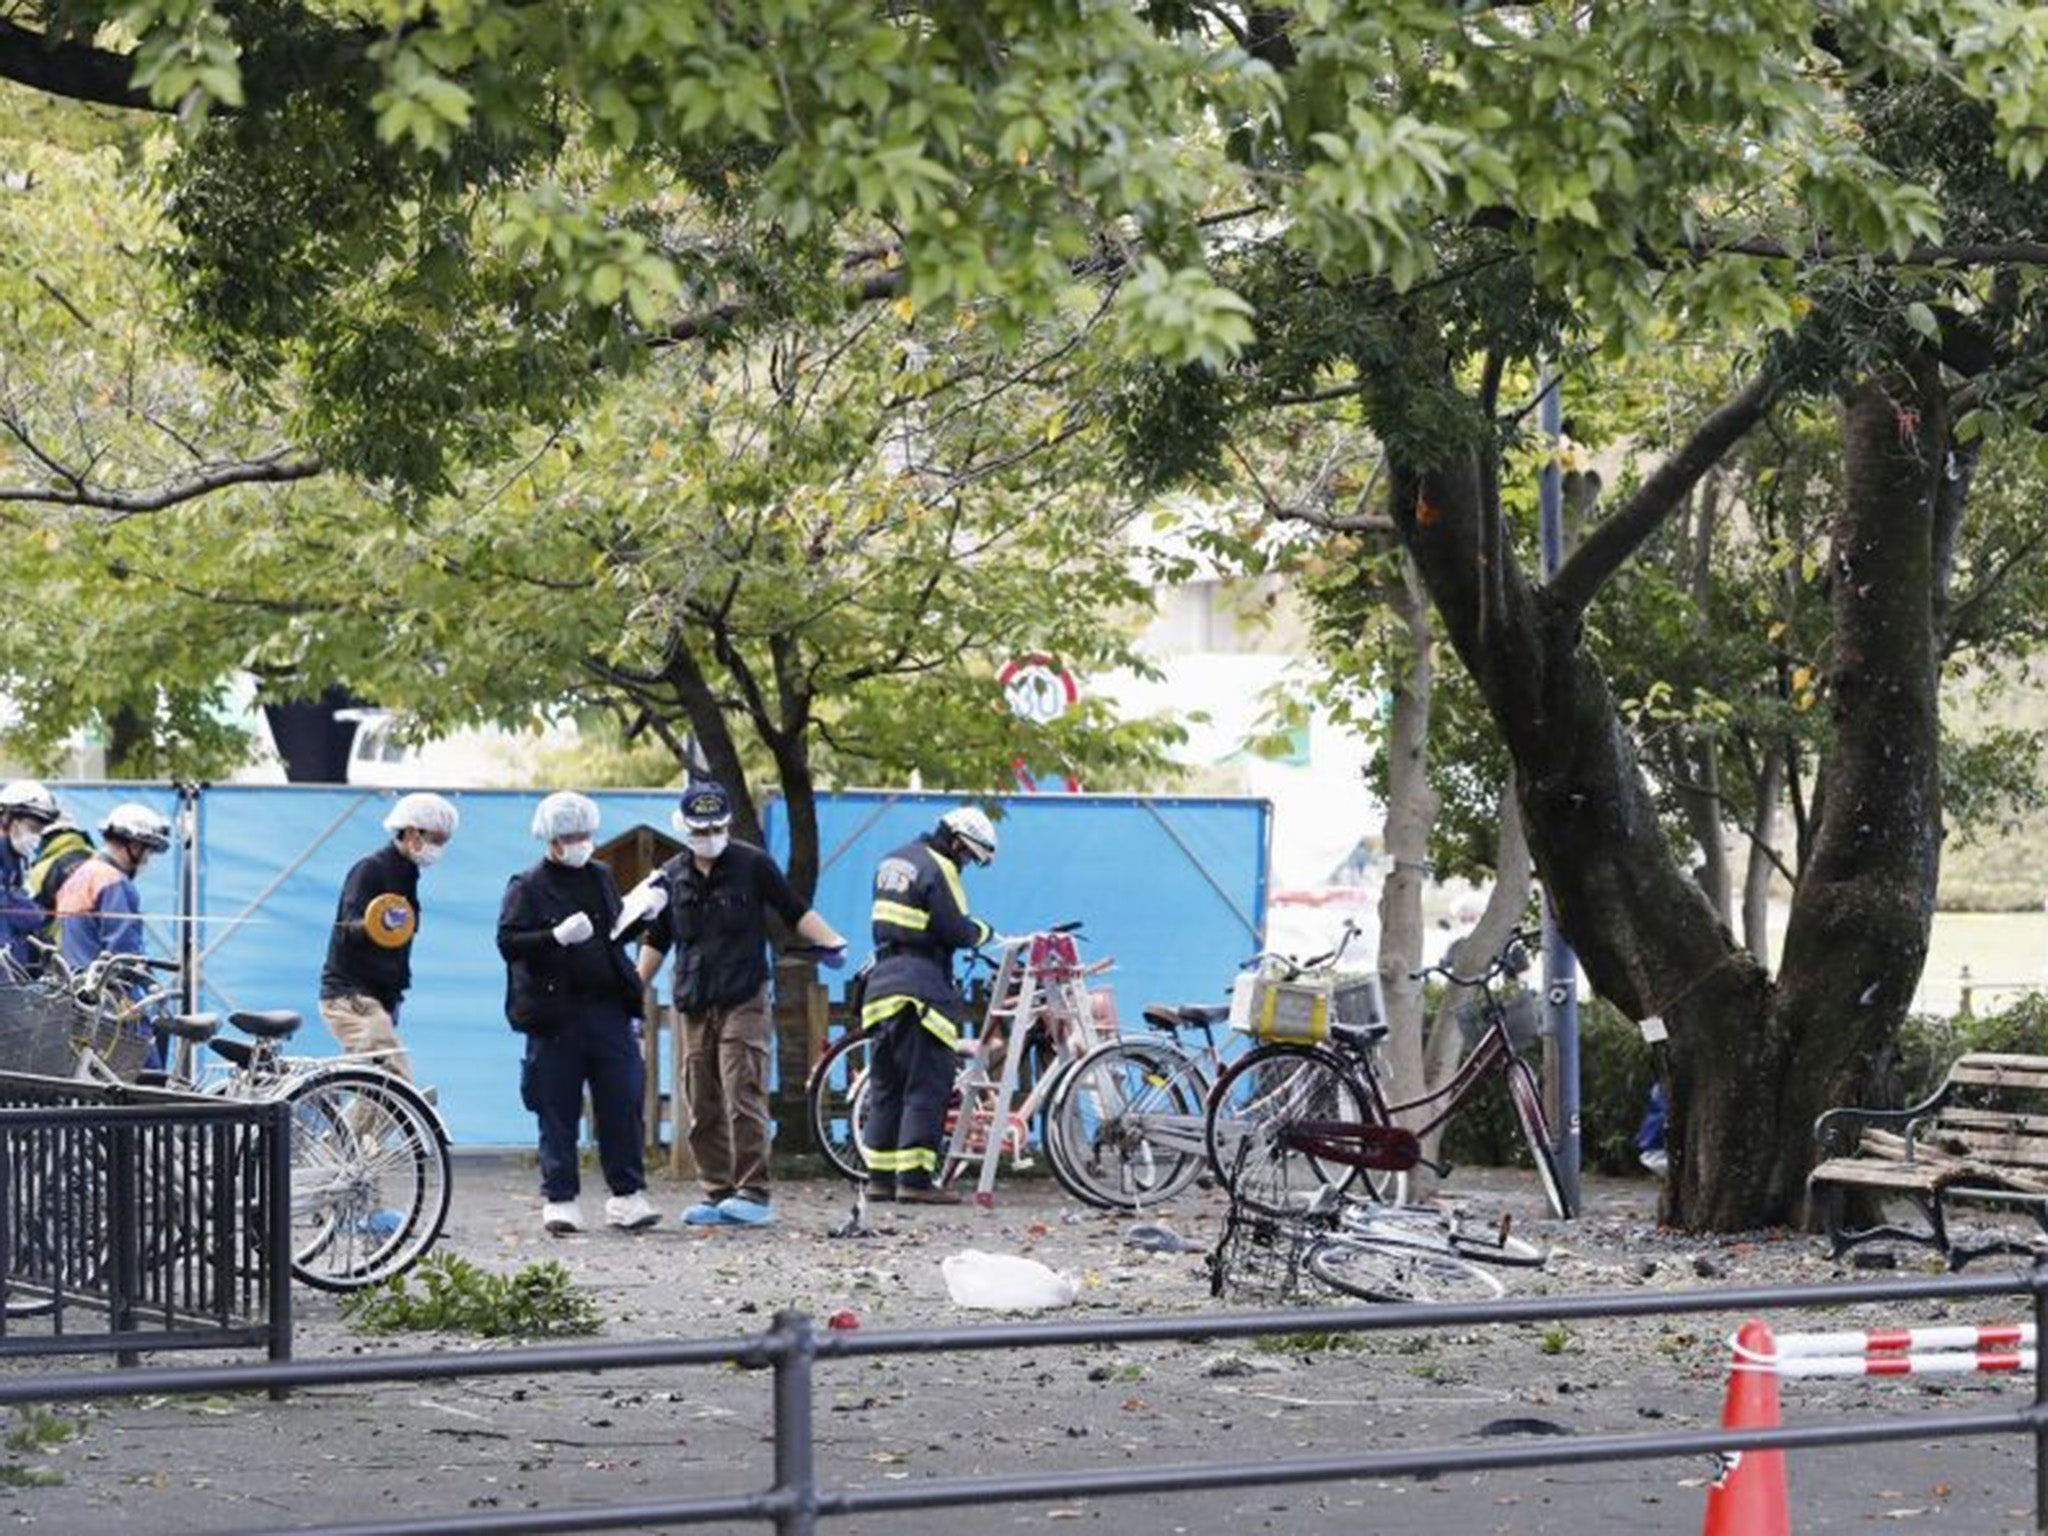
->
[1700, 1319, 1790, 1536]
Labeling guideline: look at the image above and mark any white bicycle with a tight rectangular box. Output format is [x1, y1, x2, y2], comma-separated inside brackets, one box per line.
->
[13, 944, 451, 1292]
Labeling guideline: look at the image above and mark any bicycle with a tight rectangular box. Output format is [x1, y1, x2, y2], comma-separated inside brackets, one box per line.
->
[1203, 927, 1575, 1220]
[1043, 925, 1393, 1212]
[11, 944, 451, 1292]
[1208, 1160, 1545, 1305]
[805, 924, 1114, 1202]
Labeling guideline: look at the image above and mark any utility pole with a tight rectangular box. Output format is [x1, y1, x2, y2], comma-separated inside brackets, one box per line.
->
[1537, 366, 1582, 1215]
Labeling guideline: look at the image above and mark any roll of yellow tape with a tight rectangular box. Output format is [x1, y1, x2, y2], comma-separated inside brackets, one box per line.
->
[363, 892, 417, 950]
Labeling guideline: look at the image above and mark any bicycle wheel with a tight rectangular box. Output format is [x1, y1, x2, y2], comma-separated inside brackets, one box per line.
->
[806, 1029, 873, 1182]
[276, 1068, 451, 1291]
[1338, 1204, 1548, 1269]
[1506, 1057, 1574, 1219]
[1046, 1040, 1210, 1211]
[1205, 1045, 1379, 1216]
[1307, 1237, 1506, 1304]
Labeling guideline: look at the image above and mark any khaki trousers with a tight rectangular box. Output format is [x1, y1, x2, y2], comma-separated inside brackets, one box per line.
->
[681, 986, 772, 1202]
[317, 993, 414, 1082]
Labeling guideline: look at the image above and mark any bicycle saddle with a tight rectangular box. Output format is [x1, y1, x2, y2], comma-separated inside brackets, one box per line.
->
[1331, 1019, 1389, 1044]
[1141, 1003, 1231, 1032]
[164, 1013, 220, 1042]
[228, 1009, 302, 1039]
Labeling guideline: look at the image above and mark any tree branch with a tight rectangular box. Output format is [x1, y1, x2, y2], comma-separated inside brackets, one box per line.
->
[0, 447, 324, 513]
[1547, 372, 1777, 616]
[0, 21, 163, 113]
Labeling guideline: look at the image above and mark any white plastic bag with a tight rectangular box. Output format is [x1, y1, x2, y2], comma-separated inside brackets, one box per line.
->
[941, 1249, 1080, 1311]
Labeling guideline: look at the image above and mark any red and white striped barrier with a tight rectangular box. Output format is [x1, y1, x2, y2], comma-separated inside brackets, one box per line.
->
[1731, 1321, 2036, 1378]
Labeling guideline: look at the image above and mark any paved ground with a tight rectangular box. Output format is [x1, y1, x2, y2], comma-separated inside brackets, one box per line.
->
[0, 1154, 2040, 1535]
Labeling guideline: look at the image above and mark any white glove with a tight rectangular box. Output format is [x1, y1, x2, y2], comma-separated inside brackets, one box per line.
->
[609, 876, 668, 939]
[552, 911, 595, 946]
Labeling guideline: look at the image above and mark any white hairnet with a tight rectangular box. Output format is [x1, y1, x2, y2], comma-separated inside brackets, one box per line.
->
[382, 792, 460, 838]
[531, 791, 600, 841]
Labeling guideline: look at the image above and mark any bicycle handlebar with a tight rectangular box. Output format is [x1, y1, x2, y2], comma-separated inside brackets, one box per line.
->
[1409, 927, 1542, 989]
[1239, 919, 1364, 981]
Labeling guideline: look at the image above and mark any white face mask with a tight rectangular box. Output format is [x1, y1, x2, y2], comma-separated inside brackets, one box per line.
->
[553, 840, 593, 868]
[408, 838, 446, 869]
[8, 826, 38, 860]
[686, 831, 729, 861]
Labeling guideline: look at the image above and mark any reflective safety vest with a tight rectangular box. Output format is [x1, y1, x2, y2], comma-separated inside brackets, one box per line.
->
[862, 835, 992, 1047]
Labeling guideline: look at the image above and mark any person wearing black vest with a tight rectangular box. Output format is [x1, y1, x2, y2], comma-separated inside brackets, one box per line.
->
[625, 782, 845, 1227]
[498, 792, 656, 1236]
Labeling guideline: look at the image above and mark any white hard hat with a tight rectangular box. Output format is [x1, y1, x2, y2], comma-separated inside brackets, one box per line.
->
[382, 792, 459, 838]
[102, 802, 171, 852]
[0, 780, 59, 825]
[937, 805, 998, 865]
[532, 791, 600, 841]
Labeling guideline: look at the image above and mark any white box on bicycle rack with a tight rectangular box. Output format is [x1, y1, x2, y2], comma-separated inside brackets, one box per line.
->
[1232, 971, 1383, 1043]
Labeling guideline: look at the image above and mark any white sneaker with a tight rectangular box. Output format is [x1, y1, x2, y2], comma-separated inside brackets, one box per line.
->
[543, 1199, 585, 1235]
[605, 1192, 659, 1231]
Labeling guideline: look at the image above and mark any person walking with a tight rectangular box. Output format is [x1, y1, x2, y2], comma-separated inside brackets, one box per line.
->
[498, 792, 658, 1236]
[0, 781, 62, 974]
[318, 792, 458, 1082]
[625, 782, 845, 1228]
[859, 806, 1000, 1206]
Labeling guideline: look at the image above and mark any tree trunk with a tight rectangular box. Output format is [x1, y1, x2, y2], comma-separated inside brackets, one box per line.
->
[665, 642, 769, 851]
[1419, 777, 1532, 1172]
[1742, 371, 1948, 1220]
[773, 734, 822, 907]
[104, 704, 147, 776]
[1390, 362, 1954, 1231]
[1395, 447, 1771, 1228]
[1376, 554, 1438, 1121]
[1679, 735, 1733, 927]
[1741, 752, 1783, 963]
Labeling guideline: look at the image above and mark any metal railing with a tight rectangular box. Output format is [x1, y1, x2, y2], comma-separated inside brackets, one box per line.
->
[0, 1260, 2043, 1534]
[0, 1075, 292, 1371]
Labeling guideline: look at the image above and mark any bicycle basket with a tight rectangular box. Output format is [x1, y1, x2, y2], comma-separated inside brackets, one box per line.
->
[0, 986, 84, 1077]
[1455, 990, 1545, 1053]
[1208, 1207, 1316, 1305]
[1027, 932, 1080, 978]
[1232, 970, 1384, 1044]
[72, 1002, 154, 1081]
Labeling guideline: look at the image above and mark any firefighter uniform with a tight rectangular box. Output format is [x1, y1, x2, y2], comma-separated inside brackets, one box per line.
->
[862, 834, 993, 1190]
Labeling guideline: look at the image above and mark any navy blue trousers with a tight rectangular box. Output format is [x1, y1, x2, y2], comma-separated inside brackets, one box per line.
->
[865, 1009, 959, 1189]
[522, 1010, 647, 1202]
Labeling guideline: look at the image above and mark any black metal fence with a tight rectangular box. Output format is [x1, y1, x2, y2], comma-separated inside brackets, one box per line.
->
[0, 1074, 292, 1370]
[0, 1261, 2041, 1534]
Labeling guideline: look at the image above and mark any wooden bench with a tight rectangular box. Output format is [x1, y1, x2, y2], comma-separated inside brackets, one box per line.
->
[1809, 1052, 2048, 1268]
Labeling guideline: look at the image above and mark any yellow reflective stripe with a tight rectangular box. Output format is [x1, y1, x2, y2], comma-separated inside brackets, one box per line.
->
[863, 994, 916, 1028]
[871, 899, 929, 930]
[912, 1005, 958, 1049]
[971, 918, 993, 946]
[931, 849, 969, 916]
[866, 1148, 915, 1172]
[898, 1147, 937, 1173]
[861, 994, 959, 1048]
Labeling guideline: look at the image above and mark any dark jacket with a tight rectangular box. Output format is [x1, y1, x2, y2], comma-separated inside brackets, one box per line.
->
[496, 859, 643, 1034]
[641, 841, 805, 1014]
[320, 843, 420, 1009]
[863, 834, 992, 1038]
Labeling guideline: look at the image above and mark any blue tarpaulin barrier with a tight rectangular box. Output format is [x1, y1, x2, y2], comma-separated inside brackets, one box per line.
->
[59, 784, 1268, 1146]
[771, 791, 1270, 1029]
